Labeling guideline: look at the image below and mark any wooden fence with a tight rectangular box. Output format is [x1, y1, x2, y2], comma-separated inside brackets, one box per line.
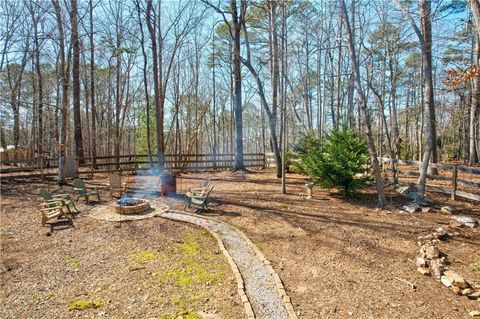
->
[0, 153, 266, 179]
[380, 157, 480, 202]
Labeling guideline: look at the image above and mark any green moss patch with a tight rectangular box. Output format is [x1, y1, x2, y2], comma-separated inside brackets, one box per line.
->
[154, 233, 225, 290]
[473, 260, 480, 273]
[68, 299, 104, 311]
[158, 309, 201, 319]
[62, 255, 81, 271]
[130, 250, 158, 263]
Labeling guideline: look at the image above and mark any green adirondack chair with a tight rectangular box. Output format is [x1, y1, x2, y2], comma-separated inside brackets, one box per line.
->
[39, 188, 78, 214]
[73, 178, 100, 203]
[185, 185, 213, 212]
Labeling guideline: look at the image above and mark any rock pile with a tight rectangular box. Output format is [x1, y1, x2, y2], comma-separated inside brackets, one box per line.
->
[416, 229, 446, 278]
[440, 270, 479, 299]
[416, 225, 479, 300]
[452, 215, 479, 228]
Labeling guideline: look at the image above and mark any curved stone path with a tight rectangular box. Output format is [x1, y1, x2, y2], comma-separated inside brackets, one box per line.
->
[161, 210, 297, 319]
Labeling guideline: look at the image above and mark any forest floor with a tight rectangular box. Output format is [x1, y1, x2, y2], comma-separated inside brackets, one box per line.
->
[1, 169, 480, 319]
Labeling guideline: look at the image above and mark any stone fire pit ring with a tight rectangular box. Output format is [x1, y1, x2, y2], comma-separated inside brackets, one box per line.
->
[113, 197, 150, 215]
[88, 200, 168, 222]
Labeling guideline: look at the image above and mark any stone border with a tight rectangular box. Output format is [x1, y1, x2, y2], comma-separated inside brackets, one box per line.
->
[161, 211, 255, 319]
[87, 202, 169, 222]
[164, 209, 299, 319]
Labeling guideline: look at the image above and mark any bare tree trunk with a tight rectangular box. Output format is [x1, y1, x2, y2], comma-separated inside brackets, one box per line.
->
[114, 20, 122, 170]
[396, 0, 436, 202]
[231, 0, 246, 170]
[340, 0, 387, 208]
[52, 0, 68, 184]
[89, 0, 97, 169]
[71, 0, 84, 163]
[469, 0, 480, 164]
[212, 32, 218, 168]
[146, 0, 164, 170]
[418, 0, 436, 200]
[470, 41, 479, 165]
[135, 0, 153, 166]
[240, 4, 281, 178]
[336, 17, 343, 127]
[6, 46, 27, 161]
[268, 0, 282, 178]
[29, 1, 44, 168]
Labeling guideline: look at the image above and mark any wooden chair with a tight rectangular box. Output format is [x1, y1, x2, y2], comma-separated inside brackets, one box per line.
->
[185, 186, 214, 212]
[73, 178, 100, 203]
[109, 173, 126, 198]
[39, 188, 78, 214]
[39, 201, 73, 226]
[186, 178, 211, 197]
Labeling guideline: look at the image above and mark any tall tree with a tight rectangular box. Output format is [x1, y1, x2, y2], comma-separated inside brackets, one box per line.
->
[395, 0, 437, 202]
[28, 0, 44, 164]
[52, 0, 69, 184]
[339, 0, 387, 208]
[469, 0, 480, 164]
[89, 0, 97, 168]
[134, 0, 153, 166]
[202, 0, 246, 170]
[230, 0, 246, 170]
[240, 0, 282, 178]
[145, 0, 164, 170]
[71, 0, 84, 162]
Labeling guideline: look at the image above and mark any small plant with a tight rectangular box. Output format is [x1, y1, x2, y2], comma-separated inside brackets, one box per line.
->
[473, 260, 480, 273]
[130, 250, 158, 263]
[182, 235, 200, 255]
[68, 299, 104, 311]
[71, 259, 80, 270]
[63, 255, 80, 271]
[155, 232, 224, 289]
[159, 309, 201, 319]
[295, 124, 370, 196]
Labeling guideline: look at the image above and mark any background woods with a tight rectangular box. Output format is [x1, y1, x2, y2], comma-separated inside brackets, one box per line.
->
[1, 0, 479, 185]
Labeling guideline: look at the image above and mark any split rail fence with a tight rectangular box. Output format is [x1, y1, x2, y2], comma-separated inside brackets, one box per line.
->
[0, 153, 266, 180]
[380, 157, 480, 203]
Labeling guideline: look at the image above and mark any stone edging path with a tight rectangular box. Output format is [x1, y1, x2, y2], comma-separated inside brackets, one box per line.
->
[161, 210, 298, 319]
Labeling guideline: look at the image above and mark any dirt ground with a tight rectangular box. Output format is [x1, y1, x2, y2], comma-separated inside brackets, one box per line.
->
[1, 169, 480, 319]
[0, 179, 243, 319]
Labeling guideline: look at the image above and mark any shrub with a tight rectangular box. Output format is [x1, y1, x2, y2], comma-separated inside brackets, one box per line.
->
[295, 124, 369, 196]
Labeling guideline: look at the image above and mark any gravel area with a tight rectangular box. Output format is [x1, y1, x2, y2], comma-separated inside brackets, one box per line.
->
[88, 201, 169, 222]
[161, 210, 290, 319]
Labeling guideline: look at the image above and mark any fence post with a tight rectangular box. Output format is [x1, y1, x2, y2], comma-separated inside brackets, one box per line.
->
[451, 165, 458, 201]
[40, 157, 44, 180]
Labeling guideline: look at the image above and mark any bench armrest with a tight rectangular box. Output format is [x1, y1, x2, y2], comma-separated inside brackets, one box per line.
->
[52, 193, 71, 200]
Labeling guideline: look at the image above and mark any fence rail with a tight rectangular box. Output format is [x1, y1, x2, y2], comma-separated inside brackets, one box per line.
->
[0, 153, 266, 179]
[380, 157, 480, 202]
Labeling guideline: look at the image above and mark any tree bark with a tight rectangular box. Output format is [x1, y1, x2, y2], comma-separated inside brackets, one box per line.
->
[52, 0, 68, 184]
[267, 0, 282, 178]
[469, 0, 480, 164]
[135, 0, 153, 166]
[340, 0, 387, 208]
[395, 0, 436, 202]
[71, 0, 84, 163]
[146, 0, 165, 170]
[231, 0, 245, 170]
[29, 1, 44, 167]
[89, 0, 97, 169]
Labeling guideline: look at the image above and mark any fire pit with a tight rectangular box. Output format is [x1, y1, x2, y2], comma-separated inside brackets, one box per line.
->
[113, 197, 150, 215]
